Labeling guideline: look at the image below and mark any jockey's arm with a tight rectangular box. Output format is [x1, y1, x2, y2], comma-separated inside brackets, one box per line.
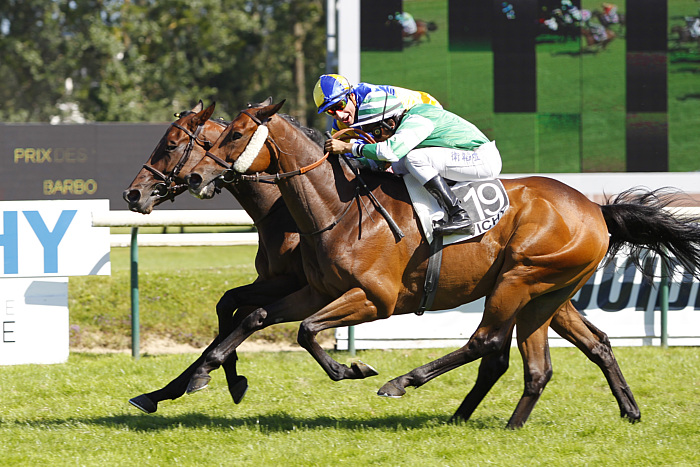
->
[350, 114, 434, 163]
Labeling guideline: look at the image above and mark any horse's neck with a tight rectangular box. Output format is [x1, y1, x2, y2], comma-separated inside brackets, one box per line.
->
[271, 120, 349, 235]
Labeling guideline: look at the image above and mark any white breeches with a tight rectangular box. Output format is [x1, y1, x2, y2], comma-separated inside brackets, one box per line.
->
[392, 140, 502, 185]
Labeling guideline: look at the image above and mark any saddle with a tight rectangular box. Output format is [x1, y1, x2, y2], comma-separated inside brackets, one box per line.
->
[403, 177, 510, 245]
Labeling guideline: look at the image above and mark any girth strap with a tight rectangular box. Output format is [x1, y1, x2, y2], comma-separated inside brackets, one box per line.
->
[416, 236, 443, 315]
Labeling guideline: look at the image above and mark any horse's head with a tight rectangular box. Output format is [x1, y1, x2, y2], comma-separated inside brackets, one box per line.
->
[187, 100, 286, 199]
[123, 101, 220, 213]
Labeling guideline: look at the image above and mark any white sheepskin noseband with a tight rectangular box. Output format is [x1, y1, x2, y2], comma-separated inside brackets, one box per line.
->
[233, 124, 269, 173]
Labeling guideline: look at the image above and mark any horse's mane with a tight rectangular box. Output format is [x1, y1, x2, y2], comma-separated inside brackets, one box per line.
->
[246, 96, 325, 149]
[278, 113, 325, 148]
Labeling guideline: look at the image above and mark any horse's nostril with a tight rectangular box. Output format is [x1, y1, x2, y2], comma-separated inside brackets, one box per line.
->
[187, 173, 202, 190]
[124, 189, 141, 204]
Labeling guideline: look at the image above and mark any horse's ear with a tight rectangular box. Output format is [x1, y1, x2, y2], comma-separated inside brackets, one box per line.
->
[256, 99, 285, 121]
[192, 101, 216, 126]
[262, 96, 273, 106]
[191, 100, 204, 113]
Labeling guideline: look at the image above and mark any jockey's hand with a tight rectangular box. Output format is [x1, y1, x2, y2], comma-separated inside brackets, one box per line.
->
[324, 138, 354, 155]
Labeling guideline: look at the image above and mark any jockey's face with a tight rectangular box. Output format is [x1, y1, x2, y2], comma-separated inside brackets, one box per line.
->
[332, 93, 356, 126]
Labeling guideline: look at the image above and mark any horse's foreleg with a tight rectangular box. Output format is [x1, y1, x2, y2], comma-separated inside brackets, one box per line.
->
[187, 285, 328, 394]
[450, 328, 513, 423]
[550, 301, 640, 422]
[216, 276, 303, 403]
[129, 335, 222, 413]
[297, 288, 387, 381]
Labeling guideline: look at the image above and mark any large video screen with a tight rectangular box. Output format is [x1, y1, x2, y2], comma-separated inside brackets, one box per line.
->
[359, 0, 700, 173]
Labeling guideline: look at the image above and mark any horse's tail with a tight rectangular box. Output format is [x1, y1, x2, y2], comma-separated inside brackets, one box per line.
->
[427, 21, 437, 31]
[600, 188, 700, 280]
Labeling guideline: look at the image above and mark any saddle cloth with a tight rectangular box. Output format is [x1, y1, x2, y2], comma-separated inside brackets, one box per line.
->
[403, 176, 510, 245]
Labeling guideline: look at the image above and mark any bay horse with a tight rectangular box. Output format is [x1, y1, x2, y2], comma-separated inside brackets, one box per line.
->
[186, 100, 700, 428]
[124, 101, 639, 421]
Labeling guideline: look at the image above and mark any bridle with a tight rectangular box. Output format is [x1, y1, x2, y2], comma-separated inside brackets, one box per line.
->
[203, 110, 338, 185]
[202, 110, 378, 236]
[142, 118, 223, 200]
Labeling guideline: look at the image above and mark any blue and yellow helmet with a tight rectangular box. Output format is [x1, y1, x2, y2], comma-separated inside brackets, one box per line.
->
[313, 74, 353, 113]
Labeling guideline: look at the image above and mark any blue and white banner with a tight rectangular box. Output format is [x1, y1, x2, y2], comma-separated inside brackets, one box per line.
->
[0, 199, 110, 277]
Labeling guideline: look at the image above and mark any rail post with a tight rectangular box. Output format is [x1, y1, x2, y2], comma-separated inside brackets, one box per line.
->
[130, 227, 140, 359]
[348, 325, 356, 357]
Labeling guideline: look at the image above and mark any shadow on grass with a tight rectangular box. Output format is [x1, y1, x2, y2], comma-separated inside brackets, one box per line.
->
[9, 412, 508, 432]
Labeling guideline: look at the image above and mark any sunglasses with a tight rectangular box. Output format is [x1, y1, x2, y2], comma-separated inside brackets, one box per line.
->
[325, 97, 348, 116]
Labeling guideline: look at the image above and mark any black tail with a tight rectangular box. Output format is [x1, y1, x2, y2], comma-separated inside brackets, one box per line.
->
[600, 188, 700, 280]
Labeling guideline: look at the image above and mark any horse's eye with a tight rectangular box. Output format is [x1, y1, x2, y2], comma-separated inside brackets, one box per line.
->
[166, 143, 178, 152]
[232, 132, 243, 140]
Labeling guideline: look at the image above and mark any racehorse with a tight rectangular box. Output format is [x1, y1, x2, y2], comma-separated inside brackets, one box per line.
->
[591, 8, 625, 34]
[186, 100, 700, 428]
[123, 100, 311, 413]
[581, 22, 616, 50]
[671, 24, 700, 48]
[125, 101, 640, 421]
[404, 19, 437, 46]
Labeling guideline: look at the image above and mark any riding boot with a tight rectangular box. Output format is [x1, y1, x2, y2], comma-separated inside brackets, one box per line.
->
[423, 175, 475, 236]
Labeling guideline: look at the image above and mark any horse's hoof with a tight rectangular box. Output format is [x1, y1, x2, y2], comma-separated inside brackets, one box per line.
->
[129, 394, 157, 414]
[377, 380, 406, 398]
[229, 376, 248, 404]
[351, 360, 379, 378]
[187, 374, 211, 394]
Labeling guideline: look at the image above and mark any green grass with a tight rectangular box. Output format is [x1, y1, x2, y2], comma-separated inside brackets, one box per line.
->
[1, 347, 698, 465]
[361, 0, 700, 173]
[68, 245, 276, 349]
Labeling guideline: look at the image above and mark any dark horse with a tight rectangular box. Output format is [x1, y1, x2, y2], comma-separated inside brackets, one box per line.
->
[126, 101, 641, 422]
[123, 100, 311, 413]
[186, 100, 700, 428]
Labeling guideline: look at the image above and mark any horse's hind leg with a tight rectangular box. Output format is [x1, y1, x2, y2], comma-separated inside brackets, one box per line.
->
[378, 276, 535, 398]
[550, 301, 640, 422]
[507, 302, 556, 429]
[450, 328, 514, 423]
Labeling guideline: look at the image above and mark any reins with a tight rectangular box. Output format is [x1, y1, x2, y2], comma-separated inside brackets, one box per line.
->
[208, 111, 403, 240]
[205, 110, 330, 185]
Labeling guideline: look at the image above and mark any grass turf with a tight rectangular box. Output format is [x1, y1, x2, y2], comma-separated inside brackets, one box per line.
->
[0, 347, 698, 465]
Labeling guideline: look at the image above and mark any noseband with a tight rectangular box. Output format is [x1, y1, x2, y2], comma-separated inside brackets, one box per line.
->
[143, 119, 221, 199]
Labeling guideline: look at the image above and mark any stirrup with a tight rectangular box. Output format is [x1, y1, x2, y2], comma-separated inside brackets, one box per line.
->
[434, 220, 475, 236]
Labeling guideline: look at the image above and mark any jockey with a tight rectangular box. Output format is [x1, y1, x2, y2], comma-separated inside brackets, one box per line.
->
[313, 74, 441, 136]
[324, 91, 502, 236]
[601, 3, 619, 24]
[393, 11, 417, 35]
